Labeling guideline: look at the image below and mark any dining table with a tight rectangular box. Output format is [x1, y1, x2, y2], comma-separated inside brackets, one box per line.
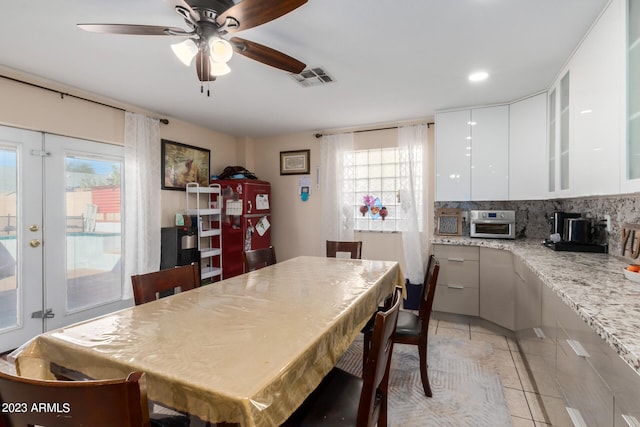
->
[14, 256, 404, 427]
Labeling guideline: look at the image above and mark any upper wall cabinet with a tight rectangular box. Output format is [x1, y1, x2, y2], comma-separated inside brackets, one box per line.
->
[435, 109, 472, 201]
[547, 72, 572, 197]
[623, 0, 640, 192]
[471, 106, 509, 201]
[570, 0, 624, 197]
[509, 93, 548, 200]
[435, 106, 508, 201]
[544, 0, 624, 198]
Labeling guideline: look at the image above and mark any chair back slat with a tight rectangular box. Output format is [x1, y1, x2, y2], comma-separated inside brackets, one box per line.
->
[358, 286, 402, 426]
[243, 246, 276, 272]
[131, 262, 200, 305]
[326, 241, 363, 259]
[419, 255, 440, 333]
[0, 371, 150, 427]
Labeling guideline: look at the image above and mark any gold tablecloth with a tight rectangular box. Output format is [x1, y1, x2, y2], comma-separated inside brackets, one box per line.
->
[15, 256, 403, 427]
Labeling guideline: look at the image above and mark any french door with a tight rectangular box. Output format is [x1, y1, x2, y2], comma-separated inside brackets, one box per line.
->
[0, 126, 130, 352]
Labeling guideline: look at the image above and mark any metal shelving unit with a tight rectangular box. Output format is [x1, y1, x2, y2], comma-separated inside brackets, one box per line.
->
[186, 182, 222, 282]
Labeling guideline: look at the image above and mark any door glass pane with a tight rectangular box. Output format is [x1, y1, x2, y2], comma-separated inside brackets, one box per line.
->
[560, 72, 570, 190]
[65, 156, 122, 311]
[629, 0, 640, 179]
[549, 89, 557, 192]
[0, 147, 17, 330]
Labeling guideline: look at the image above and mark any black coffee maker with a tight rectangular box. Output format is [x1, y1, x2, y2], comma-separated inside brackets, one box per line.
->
[544, 212, 608, 253]
[551, 212, 582, 241]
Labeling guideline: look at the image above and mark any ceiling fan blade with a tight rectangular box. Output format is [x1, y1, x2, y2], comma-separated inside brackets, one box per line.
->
[78, 23, 190, 36]
[219, 0, 307, 32]
[231, 37, 305, 73]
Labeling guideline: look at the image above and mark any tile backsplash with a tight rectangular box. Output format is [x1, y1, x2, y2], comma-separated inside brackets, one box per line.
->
[434, 193, 640, 258]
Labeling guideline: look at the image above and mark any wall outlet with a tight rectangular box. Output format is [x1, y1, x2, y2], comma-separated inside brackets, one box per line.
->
[604, 214, 611, 232]
[461, 211, 469, 223]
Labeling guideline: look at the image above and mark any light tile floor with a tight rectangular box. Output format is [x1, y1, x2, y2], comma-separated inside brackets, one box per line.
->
[431, 311, 553, 427]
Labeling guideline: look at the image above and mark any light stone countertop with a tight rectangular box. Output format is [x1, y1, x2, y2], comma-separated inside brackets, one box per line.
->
[431, 236, 640, 376]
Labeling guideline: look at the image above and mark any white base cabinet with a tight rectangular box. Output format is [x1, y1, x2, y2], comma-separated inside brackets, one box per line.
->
[530, 268, 640, 427]
[432, 245, 479, 316]
[479, 247, 515, 330]
[433, 244, 640, 427]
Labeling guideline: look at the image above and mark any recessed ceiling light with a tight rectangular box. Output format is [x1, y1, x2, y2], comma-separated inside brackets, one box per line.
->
[468, 71, 489, 82]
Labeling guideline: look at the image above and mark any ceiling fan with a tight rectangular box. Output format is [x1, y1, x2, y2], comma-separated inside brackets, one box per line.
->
[78, 0, 307, 90]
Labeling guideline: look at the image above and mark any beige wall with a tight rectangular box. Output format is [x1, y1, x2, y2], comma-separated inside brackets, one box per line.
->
[0, 67, 238, 228]
[1, 67, 435, 272]
[158, 118, 237, 226]
[252, 125, 435, 273]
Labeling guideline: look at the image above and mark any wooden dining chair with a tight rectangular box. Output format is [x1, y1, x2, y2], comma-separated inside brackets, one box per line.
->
[131, 262, 200, 306]
[326, 240, 363, 259]
[283, 286, 402, 427]
[242, 246, 276, 272]
[363, 254, 440, 397]
[0, 370, 153, 427]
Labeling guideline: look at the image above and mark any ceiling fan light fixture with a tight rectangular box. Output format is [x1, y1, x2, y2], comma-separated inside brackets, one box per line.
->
[171, 39, 198, 66]
[209, 60, 231, 77]
[209, 37, 233, 63]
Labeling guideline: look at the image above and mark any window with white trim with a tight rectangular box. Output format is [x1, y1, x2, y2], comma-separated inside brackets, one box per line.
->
[343, 146, 423, 233]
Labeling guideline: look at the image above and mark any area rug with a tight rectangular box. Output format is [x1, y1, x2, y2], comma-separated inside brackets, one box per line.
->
[335, 334, 512, 427]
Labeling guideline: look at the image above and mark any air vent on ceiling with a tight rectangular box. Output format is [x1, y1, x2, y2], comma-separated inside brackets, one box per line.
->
[290, 67, 335, 87]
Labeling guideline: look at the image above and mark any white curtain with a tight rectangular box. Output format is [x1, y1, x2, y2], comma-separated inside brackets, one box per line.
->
[321, 132, 355, 250]
[398, 124, 429, 284]
[123, 112, 161, 298]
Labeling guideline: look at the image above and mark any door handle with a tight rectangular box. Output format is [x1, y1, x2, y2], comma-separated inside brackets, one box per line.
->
[30, 239, 41, 248]
[566, 339, 590, 358]
[29, 224, 39, 232]
[31, 309, 55, 319]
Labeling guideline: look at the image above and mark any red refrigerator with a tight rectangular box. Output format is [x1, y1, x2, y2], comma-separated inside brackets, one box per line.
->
[215, 179, 271, 278]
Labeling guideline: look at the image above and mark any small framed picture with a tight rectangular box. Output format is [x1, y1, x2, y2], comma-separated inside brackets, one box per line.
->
[280, 149, 310, 175]
[161, 139, 210, 190]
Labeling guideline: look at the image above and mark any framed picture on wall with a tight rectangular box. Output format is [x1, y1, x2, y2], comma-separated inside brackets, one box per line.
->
[280, 149, 310, 175]
[161, 139, 210, 190]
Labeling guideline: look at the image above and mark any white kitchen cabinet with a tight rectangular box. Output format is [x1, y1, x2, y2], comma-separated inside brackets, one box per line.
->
[569, 0, 624, 197]
[514, 256, 542, 333]
[479, 247, 515, 330]
[435, 106, 508, 201]
[556, 303, 615, 427]
[623, 0, 640, 193]
[435, 110, 472, 201]
[509, 93, 548, 200]
[470, 106, 509, 201]
[432, 245, 479, 316]
[539, 281, 640, 427]
[548, 72, 572, 197]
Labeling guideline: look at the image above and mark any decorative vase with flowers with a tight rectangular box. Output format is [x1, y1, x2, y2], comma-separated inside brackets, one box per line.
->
[362, 195, 383, 220]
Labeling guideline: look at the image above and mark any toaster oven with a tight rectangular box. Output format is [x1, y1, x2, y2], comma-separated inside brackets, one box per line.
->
[470, 210, 516, 239]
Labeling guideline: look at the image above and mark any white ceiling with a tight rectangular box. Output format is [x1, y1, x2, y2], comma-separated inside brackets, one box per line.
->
[0, 0, 609, 138]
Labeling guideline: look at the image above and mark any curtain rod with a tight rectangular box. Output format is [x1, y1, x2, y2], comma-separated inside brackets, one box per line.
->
[1, 74, 169, 125]
[314, 122, 434, 138]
